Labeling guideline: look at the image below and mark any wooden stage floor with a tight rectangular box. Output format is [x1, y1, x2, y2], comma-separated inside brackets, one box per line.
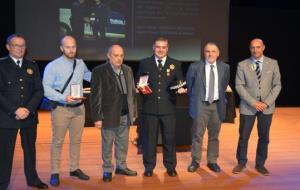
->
[9, 108, 300, 190]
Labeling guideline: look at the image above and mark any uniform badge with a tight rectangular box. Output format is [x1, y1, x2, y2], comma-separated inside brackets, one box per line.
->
[27, 68, 34, 75]
[169, 64, 175, 70]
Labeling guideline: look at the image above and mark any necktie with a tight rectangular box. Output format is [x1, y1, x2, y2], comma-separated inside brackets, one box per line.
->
[158, 59, 163, 71]
[16, 60, 21, 68]
[117, 72, 125, 94]
[208, 65, 215, 104]
[255, 61, 261, 84]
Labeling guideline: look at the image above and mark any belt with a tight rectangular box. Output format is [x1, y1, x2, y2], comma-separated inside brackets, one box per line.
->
[121, 110, 129, 116]
[203, 100, 219, 104]
[57, 102, 83, 108]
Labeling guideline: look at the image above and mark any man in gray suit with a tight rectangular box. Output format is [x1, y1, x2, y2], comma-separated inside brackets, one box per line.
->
[90, 44, 138, 182]
[186, 42, 230, 173]
[233, 38, 281, 175]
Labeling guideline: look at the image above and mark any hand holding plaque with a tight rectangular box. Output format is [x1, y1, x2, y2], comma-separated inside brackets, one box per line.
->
[70, 84, 86, 100]
[169, 80, 187, 94]
[137, 75, 152, 94]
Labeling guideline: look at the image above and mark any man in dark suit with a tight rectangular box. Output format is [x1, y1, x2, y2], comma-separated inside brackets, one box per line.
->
[0, 34, 48, 189]
[90, 44, 138, 182]
[137, 37, 186, 177]
[186, 42, 230, 173]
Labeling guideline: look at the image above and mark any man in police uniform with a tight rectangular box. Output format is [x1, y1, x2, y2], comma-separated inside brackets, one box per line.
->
[137, 37, 186, 177]
[0, 34, 48, 189]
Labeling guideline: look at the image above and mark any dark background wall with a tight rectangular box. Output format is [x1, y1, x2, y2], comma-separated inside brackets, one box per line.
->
[1, 0, 299, 106]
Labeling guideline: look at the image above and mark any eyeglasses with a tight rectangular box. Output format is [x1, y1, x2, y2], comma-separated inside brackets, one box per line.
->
[10, 44, 26, 49]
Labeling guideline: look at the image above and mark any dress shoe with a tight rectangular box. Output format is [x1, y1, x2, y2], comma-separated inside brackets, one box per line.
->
[187, 162, 199, 172]
[255, 166, 270, 176]
[167, 169, 177, 177]
[70, 169, 90, 180]
[207, 163, 221, 173]
[103, 172, 112, 182]
[115, 168, 137, 176]
[143, 170, 153, 177]
[49, 173, 60, 186]
[232, 164, 246, 174]
[29, 181, 49, 189]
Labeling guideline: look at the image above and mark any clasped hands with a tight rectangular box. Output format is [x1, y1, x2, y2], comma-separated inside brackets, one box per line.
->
[253, 102, 268, 112]
[15, 107, 30, 120]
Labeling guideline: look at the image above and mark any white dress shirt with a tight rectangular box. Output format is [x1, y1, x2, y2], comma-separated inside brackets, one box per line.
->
[205, 61, 219, 101]
[155, 56, 167, 67]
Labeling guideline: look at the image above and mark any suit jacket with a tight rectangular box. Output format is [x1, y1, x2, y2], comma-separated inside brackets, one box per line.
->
[235, 56, 281, 115]
[186, 60, 230, 121]
[137, 55, 184, 115]
[0, 56, 44, 129]
[90, 62, 137, 128]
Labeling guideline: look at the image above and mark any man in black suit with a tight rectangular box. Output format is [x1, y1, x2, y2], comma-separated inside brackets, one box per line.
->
[0, 34, 48, 189]
[137, 37, 186, 177]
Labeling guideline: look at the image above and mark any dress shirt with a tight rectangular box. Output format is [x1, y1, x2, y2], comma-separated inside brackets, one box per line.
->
[205, 61, 219, 101]
[43, 56, 91, 103]
[110, 63, 127, 94]
[155, 56, 167, 67]
[251, 56, 264, 71]
[10, 56, 23, 67]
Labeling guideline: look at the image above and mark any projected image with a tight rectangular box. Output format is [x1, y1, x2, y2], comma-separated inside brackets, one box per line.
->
[59, 0, 127, 42]
[16, 0, 230, 61]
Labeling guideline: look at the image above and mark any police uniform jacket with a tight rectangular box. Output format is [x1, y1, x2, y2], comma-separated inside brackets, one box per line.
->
[137, 55, 184, 115]
[0, 57, 44, 129]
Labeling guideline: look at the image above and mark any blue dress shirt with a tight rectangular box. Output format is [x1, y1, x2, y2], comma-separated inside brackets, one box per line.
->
[43, 56, 91, 103]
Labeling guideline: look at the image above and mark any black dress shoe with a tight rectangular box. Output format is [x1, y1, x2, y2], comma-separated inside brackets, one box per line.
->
[255, 166, 270, 176]
[49, 173, 60, 186]
[167, 169, 177, 177]
[29, 181, 49, 189]
[232, 164, 246, 174]
[70, 169, 90, 180]
[187, 162, 199, 172]
[143, 170, 153, 177]
[207, 163, 221, 173]
[115, 168, 137, 176]
[103, 172, 112, 182]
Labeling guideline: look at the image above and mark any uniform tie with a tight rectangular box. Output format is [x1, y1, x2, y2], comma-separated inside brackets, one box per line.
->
[157, 59, 163, 71]
[16, 60, 21, 68]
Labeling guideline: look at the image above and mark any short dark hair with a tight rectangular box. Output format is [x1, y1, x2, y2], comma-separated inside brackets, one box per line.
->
[6, 34, 25, 45]
[153, 37, 168, 45]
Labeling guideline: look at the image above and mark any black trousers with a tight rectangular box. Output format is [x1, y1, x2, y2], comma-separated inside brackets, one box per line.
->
[142, 114, 177, 171]
[0, 126, 39, 190]
[236, 113, 273, 167]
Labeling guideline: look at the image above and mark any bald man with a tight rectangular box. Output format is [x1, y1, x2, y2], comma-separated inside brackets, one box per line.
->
[43, 35, 91, 186]
[90, 45, 138, 182]
[233, 38, 281, 175]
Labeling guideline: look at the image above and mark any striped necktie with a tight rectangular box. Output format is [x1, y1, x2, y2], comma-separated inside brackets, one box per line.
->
[255, 61, 261, 84]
